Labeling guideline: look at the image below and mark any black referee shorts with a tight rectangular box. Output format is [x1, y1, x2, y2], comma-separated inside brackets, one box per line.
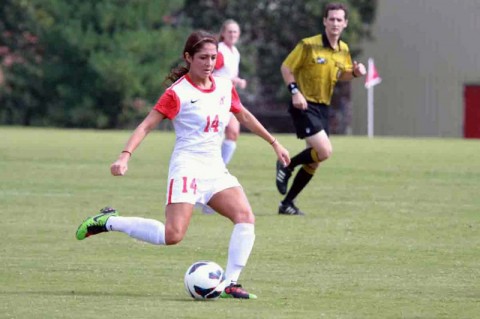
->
[288, 101, 330, 139]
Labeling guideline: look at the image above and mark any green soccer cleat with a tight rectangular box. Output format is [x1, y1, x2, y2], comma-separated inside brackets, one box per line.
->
[220, 284, 257, 299]
[75, 207, 118, 240]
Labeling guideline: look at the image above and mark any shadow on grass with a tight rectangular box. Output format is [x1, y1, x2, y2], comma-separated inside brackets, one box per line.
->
[0, 290, 191, 301]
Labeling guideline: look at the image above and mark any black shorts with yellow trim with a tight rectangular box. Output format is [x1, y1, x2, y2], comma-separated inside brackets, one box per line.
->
[288, 101, 330, 139]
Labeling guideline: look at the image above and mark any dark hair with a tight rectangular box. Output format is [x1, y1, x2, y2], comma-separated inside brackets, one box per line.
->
[164, 30, 218, 85]
[323, 2, 349, 20]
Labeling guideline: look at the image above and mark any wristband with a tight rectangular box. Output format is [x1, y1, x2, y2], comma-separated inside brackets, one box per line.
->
[352, 70, 358, 78]
[121, 150, 132, 156]
[287, 82, 299, 95]
[270, 138, 277, 145]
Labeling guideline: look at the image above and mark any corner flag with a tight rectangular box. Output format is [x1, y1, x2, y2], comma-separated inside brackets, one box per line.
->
[365, 58, 382, 89]
[365, 58, 381, 138]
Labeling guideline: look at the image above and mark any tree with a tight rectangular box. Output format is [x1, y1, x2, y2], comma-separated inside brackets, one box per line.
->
[1, 0, 190, 128]
[0, 0, 44, 125]
[0, 0, 377, 130]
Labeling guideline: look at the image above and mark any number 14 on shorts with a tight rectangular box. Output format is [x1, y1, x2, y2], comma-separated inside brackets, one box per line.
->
[182, 176, 197, 194]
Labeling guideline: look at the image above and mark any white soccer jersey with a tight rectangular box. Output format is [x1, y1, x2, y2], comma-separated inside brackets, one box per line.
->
[154, 75, 242, 202]
[213, 42, 240, 80]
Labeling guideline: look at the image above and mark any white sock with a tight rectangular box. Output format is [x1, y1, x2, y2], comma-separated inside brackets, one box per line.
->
[224, 223, 255, 284]
[106, 216, 165, 245]
[221, 139, 237, 165]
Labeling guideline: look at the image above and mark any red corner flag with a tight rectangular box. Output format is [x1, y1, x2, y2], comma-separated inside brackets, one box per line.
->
[365, 58, 382, 89]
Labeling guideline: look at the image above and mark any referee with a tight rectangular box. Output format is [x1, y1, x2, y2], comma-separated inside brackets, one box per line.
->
[276, 2, 366, 215]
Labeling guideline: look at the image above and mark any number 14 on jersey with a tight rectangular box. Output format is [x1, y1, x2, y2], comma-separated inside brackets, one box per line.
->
[204, 115, 219, 132]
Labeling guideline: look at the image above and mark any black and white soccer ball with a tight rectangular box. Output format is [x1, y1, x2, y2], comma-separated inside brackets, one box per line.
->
[184, 261, 225, 300]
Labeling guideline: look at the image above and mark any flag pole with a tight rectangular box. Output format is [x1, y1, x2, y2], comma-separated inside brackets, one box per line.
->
[365, 58, 381, 138]
[367, 83, 374, 138]
[367, 58, 374, 138]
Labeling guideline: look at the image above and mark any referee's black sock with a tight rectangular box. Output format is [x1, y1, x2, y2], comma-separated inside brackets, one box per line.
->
[287, 148, 318, 171]
[283, 165, 315, 204]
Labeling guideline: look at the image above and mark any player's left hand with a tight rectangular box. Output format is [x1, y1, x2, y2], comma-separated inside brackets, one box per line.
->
[353, 61, 366, 77]
[238, 78, 247, 89]
[272, 141, 291, 166]
[233, 78, 247, 89]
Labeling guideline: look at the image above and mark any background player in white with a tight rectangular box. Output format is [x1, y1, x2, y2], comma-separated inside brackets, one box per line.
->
[213, 19, 247, 165]
[198, 19, 246, 215]
[75, 30, 290, 300]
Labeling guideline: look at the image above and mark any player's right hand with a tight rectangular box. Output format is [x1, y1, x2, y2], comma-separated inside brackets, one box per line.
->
[110, 160, 128, 176]
[292, 92, 308, 110]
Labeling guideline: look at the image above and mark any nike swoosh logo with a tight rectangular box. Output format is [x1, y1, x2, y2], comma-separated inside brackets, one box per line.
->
[191, 99, 199, 103]
[92, 214, 103, 222]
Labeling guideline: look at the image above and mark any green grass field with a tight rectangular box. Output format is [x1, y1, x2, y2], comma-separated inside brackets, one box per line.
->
[1, 127, 479, 319]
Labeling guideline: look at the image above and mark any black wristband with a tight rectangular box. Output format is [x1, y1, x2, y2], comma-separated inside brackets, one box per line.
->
[287, 82, 299, 94]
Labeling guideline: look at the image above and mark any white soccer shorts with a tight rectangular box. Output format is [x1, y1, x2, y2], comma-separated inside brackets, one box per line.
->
[165, 172, 241, 206]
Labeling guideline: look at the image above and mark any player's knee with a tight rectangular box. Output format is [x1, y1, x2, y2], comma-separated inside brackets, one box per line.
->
[165, 227, 186, 245]
[314, 145, 333, 162]
[225, 127, 239, 141]
[232, 209, 255, 224]
[322, 146, 333, 160]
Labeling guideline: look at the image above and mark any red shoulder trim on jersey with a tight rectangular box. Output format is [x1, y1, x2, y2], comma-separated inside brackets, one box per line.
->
[215, 51, 224, 70]
[153, 89, 180, 119]
[230, 86, 242, 113]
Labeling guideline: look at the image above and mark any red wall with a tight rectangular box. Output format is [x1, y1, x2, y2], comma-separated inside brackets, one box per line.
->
[464, 85, 480, 138]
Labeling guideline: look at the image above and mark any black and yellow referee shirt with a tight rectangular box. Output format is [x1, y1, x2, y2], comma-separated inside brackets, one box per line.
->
[282, 32, 353, 105]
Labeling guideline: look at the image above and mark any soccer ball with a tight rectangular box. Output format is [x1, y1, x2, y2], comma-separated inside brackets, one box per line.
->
[184, 261, 225, 300]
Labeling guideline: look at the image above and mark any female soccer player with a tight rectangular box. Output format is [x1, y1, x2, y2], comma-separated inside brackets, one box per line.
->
[75, 30, 290, 299]
[213, 19, 247, 165]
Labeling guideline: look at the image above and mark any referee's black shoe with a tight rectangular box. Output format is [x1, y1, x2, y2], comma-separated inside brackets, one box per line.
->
[276, 160, 292, 195]
[278, 201, 305, 216]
